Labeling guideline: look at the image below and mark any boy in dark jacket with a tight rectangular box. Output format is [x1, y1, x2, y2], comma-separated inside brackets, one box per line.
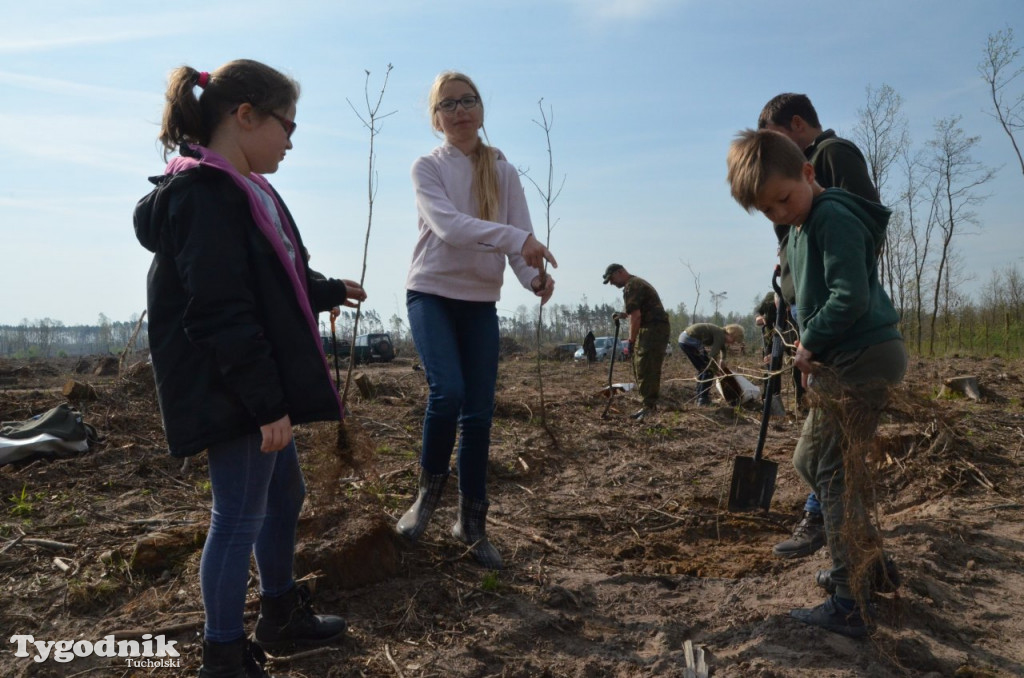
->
[727, 129, 906, 638]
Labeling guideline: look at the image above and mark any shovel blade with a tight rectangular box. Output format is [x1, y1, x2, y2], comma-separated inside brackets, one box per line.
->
[728, 455, 778, 512]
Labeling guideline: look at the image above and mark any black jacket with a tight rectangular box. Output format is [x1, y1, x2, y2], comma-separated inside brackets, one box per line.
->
[134, 158, 347, 457]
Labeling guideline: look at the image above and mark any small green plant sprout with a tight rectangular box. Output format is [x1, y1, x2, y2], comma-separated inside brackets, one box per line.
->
[8, 484, 34, 516]
[480, 570, 502, 593]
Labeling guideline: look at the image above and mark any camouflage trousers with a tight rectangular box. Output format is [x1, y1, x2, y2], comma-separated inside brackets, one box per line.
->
[633, 323, 669, 409]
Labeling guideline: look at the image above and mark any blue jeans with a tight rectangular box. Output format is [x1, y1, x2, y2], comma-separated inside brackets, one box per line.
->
[804, 493, 822, 514]
[201, 433, 305, 642]
[407, 291, 499, 501]
[679, 337, 713, 403]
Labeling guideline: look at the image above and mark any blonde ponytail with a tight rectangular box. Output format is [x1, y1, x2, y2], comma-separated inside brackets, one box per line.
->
[472, 141, 500, 222]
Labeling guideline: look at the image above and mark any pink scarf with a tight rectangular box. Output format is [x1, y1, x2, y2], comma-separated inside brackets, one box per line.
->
[165, 145, 343, 417]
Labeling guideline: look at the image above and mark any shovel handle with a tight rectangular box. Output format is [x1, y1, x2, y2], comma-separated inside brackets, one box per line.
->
[754, 266, 787, 463]
[601, 319, 621, 418]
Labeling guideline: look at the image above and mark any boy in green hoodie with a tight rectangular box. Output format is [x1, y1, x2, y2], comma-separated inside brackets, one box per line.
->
[726, 129, 906, 638]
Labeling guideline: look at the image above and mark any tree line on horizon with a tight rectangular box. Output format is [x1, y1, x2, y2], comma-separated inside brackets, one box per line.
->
[3, 285, 1022, 361]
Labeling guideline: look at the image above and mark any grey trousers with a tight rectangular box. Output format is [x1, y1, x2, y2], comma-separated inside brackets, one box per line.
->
[792, 338, 907, 600]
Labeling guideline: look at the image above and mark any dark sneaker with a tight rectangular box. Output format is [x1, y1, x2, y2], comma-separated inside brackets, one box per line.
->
[772, 511, 826, 559]
[790, 596, 870, 638]
[816, 555, 901, 594]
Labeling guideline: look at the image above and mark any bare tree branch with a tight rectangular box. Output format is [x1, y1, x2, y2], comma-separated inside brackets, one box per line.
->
[341, 64, 394, 410]
[922, 116, 997, 355]
[519, 98, 563, 445]
[681, 260, 702, 323]
[979, 26, 1024, 179]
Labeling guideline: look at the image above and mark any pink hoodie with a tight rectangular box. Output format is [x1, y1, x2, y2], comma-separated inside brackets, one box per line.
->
[406, 142, 538, 302]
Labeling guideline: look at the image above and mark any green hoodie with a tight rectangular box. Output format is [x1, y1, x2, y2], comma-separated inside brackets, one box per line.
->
[786, 188, 901, 361]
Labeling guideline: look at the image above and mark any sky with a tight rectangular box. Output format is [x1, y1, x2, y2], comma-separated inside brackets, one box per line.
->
[1, 1, 1021, 331]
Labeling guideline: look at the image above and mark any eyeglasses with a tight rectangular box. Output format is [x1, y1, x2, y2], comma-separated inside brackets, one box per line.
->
[268, 112, 297, 139]
[436, 95, 480, 114]
[228, 105, 297, 139]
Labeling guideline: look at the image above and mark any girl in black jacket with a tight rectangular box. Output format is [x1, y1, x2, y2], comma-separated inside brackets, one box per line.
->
[134, 59, 365, 678]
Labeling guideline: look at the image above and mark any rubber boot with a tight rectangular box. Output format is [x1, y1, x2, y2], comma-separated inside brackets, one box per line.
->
[452, 495, 503, 569]
[396, 469, 449, 542]
[198, 637, 274, 678]
[252, 582, 347, 653]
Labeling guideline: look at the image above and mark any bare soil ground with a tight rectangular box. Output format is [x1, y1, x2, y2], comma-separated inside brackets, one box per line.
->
[1, 350, 1022, 677]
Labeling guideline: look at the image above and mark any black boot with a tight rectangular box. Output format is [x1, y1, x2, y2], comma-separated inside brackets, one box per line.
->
[452, 495, 503, 569]
[772, 511, 826, 559]
[199, 637, 274, 678]
[252, 582, 346, 653]
[396, 469, 449, 542]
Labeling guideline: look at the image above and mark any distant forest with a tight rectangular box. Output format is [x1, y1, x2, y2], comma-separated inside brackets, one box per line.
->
[0, 315, 148, 358]
[4, 286, 1021, 359]
[0, 301, 755, 359]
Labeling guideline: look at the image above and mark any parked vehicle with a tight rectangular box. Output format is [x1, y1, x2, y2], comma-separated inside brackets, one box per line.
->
[552, 343, 581, 361]
[353, 332, 395, 364]
[321, 335, 351, 359]
[574, 336, 615, 361]
[321, 332, 395, 364]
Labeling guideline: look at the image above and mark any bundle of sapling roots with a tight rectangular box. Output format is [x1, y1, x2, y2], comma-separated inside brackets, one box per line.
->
[804, 367, 905, 627]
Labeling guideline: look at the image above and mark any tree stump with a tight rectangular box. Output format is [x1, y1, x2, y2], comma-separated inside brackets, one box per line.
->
[93, 356, 119, 376]
[939, 375, 981, 401]
[129, 524, 208, 574]
[121, 361, 155, 387]
[62, 380, 98, 402]
[353, 372, 376, 400]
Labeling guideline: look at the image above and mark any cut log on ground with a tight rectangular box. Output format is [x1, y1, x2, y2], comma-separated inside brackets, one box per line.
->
[940, 375, 981, 401]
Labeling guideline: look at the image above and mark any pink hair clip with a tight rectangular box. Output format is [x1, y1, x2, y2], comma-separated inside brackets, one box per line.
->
[197, 71, 210, 89]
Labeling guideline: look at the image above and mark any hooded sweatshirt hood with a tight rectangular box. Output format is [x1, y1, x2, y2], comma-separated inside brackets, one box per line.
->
[812, 187, 891, 254]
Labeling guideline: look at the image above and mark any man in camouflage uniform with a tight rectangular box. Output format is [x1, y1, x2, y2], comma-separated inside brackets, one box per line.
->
[603, 264, 670, 421]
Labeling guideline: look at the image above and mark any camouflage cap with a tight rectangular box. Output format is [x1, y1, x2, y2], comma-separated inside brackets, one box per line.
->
[602, 263, 624, 284]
